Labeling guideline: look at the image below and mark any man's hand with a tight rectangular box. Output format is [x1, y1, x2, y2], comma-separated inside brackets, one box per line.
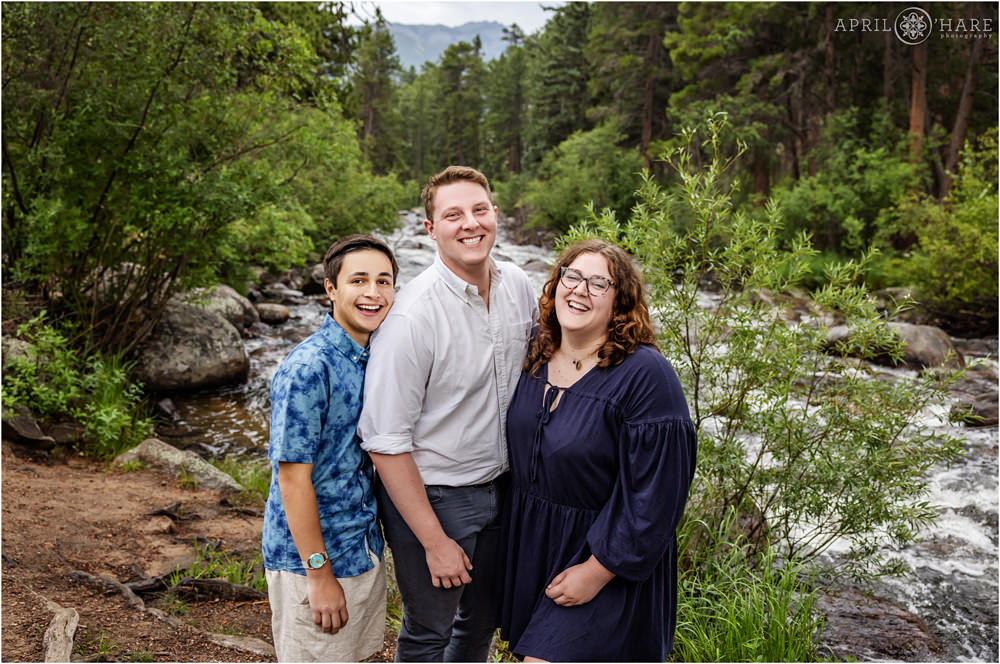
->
[544, 556, 615, 607]
[307, 571, 349, 633]
[425, 537, 473, 589]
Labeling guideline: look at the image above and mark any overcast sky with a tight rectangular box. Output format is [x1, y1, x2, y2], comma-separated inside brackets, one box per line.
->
[348, 1, 565, 33]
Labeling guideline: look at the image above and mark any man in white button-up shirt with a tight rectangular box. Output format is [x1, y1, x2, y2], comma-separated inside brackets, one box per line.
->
[359, 166, 538, 661]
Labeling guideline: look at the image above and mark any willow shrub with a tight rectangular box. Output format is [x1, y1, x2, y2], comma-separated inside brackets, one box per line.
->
[564, 112, 964, 583]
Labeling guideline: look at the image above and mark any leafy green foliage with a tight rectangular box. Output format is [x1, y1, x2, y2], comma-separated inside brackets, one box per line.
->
[521, 2, 593, 170]
[211, 455, 271, 503]
[772, 108, 920, 254]
[888, 128, 999, 309]
[2, 312, 151, 459]
[524, 122, 642, 233]
[2, 3, 402, 354]
[350, 11, 404, 174]
[566, 114, 964, 581]
[75, 353, 153, 460]
[2, 313, 82, 416]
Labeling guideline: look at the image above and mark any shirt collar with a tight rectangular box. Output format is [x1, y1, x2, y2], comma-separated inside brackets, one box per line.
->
[433, 254, 502, 300]
[318, 313, 369, 365]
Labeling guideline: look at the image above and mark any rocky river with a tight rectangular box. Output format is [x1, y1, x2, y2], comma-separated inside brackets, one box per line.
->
[159, 210, 998, 662]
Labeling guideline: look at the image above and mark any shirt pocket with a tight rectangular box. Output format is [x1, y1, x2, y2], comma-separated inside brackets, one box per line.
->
[505, 319, 534, 372]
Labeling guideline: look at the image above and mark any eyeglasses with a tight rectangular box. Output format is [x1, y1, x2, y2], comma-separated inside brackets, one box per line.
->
[559, 266, 615, 297]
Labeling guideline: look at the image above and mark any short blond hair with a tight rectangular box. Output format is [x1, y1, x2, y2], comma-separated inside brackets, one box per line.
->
[421, 166, 493, 221]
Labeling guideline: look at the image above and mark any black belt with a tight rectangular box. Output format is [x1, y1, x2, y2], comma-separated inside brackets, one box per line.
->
[468, 472, 510, 489]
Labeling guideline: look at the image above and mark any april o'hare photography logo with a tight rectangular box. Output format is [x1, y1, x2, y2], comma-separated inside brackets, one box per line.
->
[835, 5, 993, 43]
[895, 6, 932, 45]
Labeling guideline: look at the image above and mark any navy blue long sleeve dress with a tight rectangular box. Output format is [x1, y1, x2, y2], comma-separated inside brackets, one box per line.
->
[499, 344, 697, 662]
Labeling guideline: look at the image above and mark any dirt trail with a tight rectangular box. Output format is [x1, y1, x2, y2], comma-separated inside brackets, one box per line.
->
[2, 445, 275, 662]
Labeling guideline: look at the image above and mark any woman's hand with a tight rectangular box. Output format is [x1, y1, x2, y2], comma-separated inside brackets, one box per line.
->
[544, 555, 615, 606]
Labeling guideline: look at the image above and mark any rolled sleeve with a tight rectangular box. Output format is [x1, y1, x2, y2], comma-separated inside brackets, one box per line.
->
[359, 311, 432, 456]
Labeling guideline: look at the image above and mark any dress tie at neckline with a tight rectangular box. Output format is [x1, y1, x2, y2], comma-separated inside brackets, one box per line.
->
[530, 382, 561, 482]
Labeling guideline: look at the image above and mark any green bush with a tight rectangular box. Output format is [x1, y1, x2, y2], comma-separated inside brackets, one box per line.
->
[1, 312, 151, 459]
[2, 4, 403, 354]
[524, 122, 643, 233]
[771, 107, 919, 255]
[2, 312, 82, 417]
[566, 112, 964, 582]
[75, 353, 153, 460]
[889, 128, 998, 309]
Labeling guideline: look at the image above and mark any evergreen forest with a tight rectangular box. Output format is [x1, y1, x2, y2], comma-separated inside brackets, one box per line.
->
[4, 2, 997, 348]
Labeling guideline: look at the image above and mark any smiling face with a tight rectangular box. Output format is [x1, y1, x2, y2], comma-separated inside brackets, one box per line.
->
[326, 249, 395, 346]
[554, 252, 616, 341]
[423, 180, 497, 283]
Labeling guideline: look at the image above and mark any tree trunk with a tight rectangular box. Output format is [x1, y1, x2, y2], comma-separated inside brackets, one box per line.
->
[908, 39, 928, 163]
[883, 30, 895, 103]
[824, 4, 835, 111]
[753, 148, 770, 206]
[940, 39, 984, 198]
[640, 29, 661, 170]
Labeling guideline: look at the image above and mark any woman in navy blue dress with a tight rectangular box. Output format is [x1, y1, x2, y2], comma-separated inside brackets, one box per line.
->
[499, 239, 697, 662]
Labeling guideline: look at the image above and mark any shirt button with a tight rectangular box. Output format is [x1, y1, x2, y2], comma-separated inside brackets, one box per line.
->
[352, 355, 358, 361]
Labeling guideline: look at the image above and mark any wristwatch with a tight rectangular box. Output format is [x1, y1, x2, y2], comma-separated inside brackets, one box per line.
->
[302, 552, 329, 570]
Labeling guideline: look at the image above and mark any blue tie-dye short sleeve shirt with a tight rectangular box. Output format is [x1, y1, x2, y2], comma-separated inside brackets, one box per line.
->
[261, 313, 384, 578]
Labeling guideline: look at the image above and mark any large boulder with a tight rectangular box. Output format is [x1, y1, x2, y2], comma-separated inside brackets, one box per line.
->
[2, 405, 56, 450]
[1, 336, 32, 368]
[114, 438, 242, 492]
[825, 322, 964, 370]
[888, 322, 965, 369]
[301, 263, 326, 296]
[256, 303, 290, 325]
[135, 301, 249, 392]
[816, 588, 943, 661]
[181, 285, 259, 330]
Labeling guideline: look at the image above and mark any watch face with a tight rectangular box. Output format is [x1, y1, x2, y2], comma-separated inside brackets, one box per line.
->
[307, 553, 325, 569]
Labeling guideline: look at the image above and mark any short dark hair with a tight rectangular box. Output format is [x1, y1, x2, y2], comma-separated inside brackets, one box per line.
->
[323, 234, 398, 288]
[421, 166, 493, 221]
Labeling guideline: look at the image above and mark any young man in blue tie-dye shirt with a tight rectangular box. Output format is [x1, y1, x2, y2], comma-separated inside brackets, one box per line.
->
[262, 234, 398, 662]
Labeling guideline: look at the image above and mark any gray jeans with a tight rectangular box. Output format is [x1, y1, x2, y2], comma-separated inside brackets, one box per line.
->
[377, 475, 508, 662]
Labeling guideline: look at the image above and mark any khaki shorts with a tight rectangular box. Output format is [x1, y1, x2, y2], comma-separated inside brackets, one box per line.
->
[266, 554, 386, 662]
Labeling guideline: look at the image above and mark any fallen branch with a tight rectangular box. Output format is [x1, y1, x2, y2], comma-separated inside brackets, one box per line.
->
[172, 577, 267, 602]
[125, 570, 173, 595]
[42, 603, 79, 663]
[68, 569, 146, 611]
[67, 569, 274, 657]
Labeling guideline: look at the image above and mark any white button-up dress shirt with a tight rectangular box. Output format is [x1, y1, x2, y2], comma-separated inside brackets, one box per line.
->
[359, 254, 538, 486]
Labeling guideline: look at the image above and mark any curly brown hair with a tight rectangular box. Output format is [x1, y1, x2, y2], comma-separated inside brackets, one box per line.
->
[525, 239, 657, 376]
